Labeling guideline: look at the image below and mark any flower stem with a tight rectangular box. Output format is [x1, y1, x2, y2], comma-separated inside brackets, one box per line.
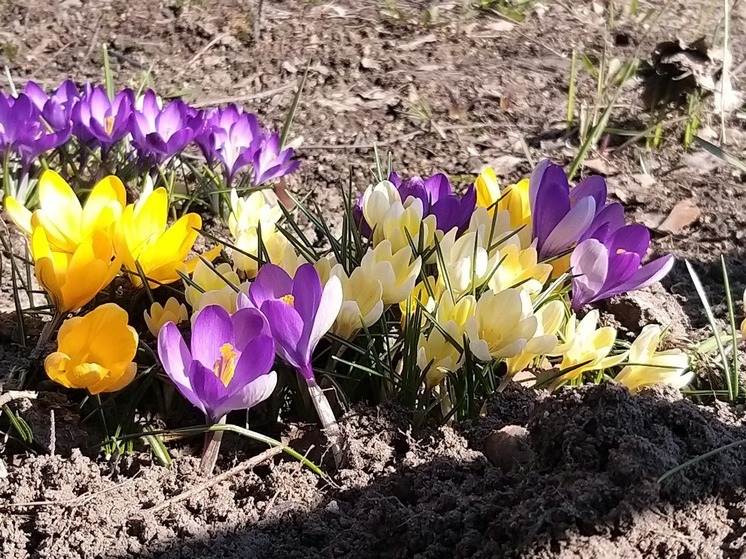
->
[305, 377, 344, 468]
[34, 311, 64, 353]
[200, 415, 226, 475]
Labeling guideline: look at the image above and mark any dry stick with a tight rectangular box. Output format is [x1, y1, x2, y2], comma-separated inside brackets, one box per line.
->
[184, 32, 231, 68]
[254, 0, 264, 43]
[146, 446, 283, 515]
[191, 83, 295, 108]
[306, 378, 343, 468]
[0, 391, 37, 407]
[720, 0, 731, 143]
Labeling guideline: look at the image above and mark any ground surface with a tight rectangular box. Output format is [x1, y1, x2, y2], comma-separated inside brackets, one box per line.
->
[1, 0, 746, 557]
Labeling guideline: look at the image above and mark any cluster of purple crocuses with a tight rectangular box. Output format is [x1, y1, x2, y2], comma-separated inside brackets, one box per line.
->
[528, 160, 674, 310]
[0, 80, 299, 186]
[157, 263, 343, 472]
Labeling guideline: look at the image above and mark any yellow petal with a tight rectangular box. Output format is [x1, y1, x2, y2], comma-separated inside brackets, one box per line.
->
[4, 196, 33, 236]
[95, 362, 137, 393]
[37, 170, 83, 248]
[44, 352, 73, 388]
[81, 176, 126, 237]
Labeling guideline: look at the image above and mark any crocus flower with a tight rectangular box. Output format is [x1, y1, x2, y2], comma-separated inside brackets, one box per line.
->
[113, 181, 217, 287]
[31, 226, 122, 313]
[45, 303, 138, 394]
[465, 288, 553, 361]
[359, 241, 422, 305]
[24, 79, 79, 132]
[144, 297, 188, 337]
[246, 263, 342, 381]
[251, 132, 300, 186]
[475, 167, 532, 248]
[551, 310, 627, 382]
[72, 85, 134, 150]
[0, 93, 71, 165]
[614, 325, 692, 392]
[158, 305, 277, 422]
[437, 228, 497, 297]
[326, 263, 384, 340]
[417, 321, 463, 388]
[196, 105, 262, 183]
[570, 224, 675, 310]
[399, 275, 442, 327]
[130, 90, 203, 164]
[487, 245, 552, 296]
[389, 172, 476, 234]
[185, 260, 242, 314]
[505, 300, 565, 375]
[5, 170, 126, 254]
[529, 160, 608, 260]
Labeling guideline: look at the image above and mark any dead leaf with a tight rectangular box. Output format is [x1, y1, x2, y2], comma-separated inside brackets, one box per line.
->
[360, 57, 380, 70]
[582, 158, 614, 175]
[475, 155, 523, 176]
[282, 61, 298, 74]
[656, 199, 701, 234]
[485, 20, 515, 33]
[398, 34, 437, 51]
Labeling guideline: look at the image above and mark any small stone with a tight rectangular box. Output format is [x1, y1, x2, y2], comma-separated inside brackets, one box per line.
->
[483, 425, 533, 473]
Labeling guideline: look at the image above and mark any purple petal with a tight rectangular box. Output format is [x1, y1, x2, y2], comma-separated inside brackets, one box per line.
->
[571, 239, 608, 310]
[232, 307, 271, 352]
[424, 173, 453, 203]
[291, 263, 323, 325]
[23, 81, 48, 111]
[608, 224, 650, 258]
[249, 264, 293, 309]
[581, 202, 625, 243]
[531, 163, 571, 251]
[388, 171, 402, 187]
[605, 250, 641, 290]
[228, 334, 276, 393]
[616, 254, 675, 294]
[191, 305, 234, 368]
[212, 371, 277, 419]
[304, 275, 343, 361]
[260, 299, 306, 373]
[540, 196, 596, 258]
[570, 175, 607, 209]
[528, 159, 552, 210]
[157, 323, 206, 413]
[190, 360, 228, 421]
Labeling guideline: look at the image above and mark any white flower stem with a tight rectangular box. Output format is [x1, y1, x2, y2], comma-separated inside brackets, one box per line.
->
[305, 377, 343, 467]
[200, 415, 226, 475]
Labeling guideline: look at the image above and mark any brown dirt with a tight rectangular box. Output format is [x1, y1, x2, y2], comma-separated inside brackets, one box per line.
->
[2, 384, 746, 558]
[2, 1, 746, 557]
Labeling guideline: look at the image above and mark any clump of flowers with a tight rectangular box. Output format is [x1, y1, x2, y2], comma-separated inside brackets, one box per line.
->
[2, 78, 698, 477]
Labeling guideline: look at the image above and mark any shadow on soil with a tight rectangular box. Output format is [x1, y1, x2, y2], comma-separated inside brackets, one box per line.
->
[104, 384, 746, 559]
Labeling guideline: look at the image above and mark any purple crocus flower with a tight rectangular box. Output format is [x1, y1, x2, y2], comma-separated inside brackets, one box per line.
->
[24, 79, 79, 132]
[529, 160, 608, 259]
[72, 85, 134, 150]
[157, 305, 277, 422]
[244, 263, 342, 381]
[251, 132, 300, 186]
[393, 172, 477, 234]
[570, 224, 675, 309]
[0, 93, 71, 165]
[130, 90, 203, 164]
[195, 105, 262, 183]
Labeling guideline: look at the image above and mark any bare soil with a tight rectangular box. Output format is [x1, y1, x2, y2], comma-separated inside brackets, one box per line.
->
[2, 1, 746, 557]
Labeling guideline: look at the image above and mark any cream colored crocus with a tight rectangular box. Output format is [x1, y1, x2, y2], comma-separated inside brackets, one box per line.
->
[475, 168, 532, 248]
[488, 245, 552, 296]
[362, 179, 401, 228]
[466, 288, 548, 361]
[45, 303, 138, 394]
[505, 300, 565, 375]
[5, 170, 126, 254]
[377, 198, 437, 255]
[329, 263, 385, 339]
[144, 297, 188, 337]
[360, 241, 422, 305]
[437, 228, 498, 297]
[228, 188, 283, 240]
[183, 260, 244, 314]
[231, 220, 304, 278]
[436, 292, 476, 331]
[114, 180, 213, 288]
[399, 276, 442, 327]
[418, 321, 463, 388]
[553, 310, 627, 381]
[614, 325, 692, 392]
[468, 206, 521, 253]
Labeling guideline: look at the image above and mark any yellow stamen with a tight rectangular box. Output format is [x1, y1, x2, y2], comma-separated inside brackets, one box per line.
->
[281, 294, 295, 307]
[213, 343, 238, 387]
[104, 116, 116, 136]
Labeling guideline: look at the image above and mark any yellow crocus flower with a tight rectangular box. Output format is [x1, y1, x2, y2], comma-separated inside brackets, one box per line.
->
[31, 226, 122, 313]
[143, 297, 188, 337]
[360, 241, 422, 305]
[400, 276, 442, 325]
[377, 199, 437, 255]
[5, 170, 126, 253]
[113, 184, 212, 287]
[329, 263, 385, 339]
[437, 228, 498, 297]
[45, 303, 138, 394]
[228, 188, 283, 240]
[488, 245, 553, 296]
[553, 310, 627, 381]
[475, 168, 531, 247]
[614, 325, 692, 392]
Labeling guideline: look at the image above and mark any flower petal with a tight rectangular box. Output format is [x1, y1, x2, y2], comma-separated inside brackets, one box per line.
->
[213, 371, 277, 419]
[228, 334, 275, 394]
[260, 299, 305, 372]
[305, 275, 343, 359]
[191, 305, 234, 367]
[249, 264, 293, 308]
[540, 196, 596, 258]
